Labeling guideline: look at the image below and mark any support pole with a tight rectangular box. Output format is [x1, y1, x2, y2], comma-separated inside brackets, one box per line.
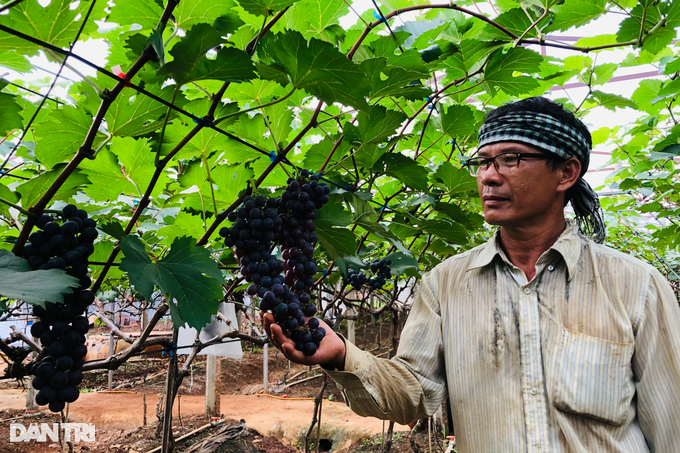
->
[347, 305, 355, 344]
[205, 355, 221, 418]
[26, 318, 38, 411]
[263, 342, 268, 394]
[161, 328, 179, 453]
[108, 302, 115, 390]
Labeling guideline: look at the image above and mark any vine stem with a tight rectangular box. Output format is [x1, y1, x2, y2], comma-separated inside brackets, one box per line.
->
[0, 197, 32, 217]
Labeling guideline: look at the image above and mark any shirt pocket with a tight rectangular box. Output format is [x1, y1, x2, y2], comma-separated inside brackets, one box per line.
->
[550, 327, 634, 426]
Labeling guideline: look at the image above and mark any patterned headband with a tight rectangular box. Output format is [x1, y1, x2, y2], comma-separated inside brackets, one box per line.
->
[477, 111, 605, 244]
[478, 111, 591, 174]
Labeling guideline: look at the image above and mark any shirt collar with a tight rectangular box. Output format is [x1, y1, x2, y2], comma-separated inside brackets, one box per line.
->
[467, 219, 581, 280]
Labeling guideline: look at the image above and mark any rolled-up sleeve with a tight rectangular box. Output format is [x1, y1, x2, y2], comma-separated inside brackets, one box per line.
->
[632, 269, 680, 451]
[323, 271, 448, 425]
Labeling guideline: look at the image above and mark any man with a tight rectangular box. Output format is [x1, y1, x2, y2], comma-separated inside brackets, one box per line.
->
[264, 97, 680, 452]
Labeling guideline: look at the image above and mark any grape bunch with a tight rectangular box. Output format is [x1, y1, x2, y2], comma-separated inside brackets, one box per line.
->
[219, 169, 330, 356]
[18, 204, 96, 413]
[347, 258, 392, 291]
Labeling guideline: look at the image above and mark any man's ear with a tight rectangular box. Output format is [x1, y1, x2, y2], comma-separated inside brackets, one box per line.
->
[557, 158, 581, 193]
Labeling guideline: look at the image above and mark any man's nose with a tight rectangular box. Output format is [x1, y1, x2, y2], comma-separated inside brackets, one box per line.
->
[479, 162, 503, 186]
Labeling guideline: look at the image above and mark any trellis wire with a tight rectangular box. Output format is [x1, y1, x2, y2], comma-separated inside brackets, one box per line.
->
[0, 0, 98, 175]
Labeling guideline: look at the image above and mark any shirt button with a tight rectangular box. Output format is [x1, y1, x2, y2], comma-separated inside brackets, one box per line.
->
[523, 287, 531, 294]
[548, 265, 555, 271]
[530, 387, 538, 395]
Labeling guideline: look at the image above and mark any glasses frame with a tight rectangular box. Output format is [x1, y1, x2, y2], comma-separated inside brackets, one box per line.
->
[463, 152, 559, 177]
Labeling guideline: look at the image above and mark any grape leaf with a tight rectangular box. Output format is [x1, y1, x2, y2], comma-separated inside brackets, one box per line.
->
[383, 252, 419, 276]
[432, 161, 477, 194]
[33, 106, 105, 169]
[79, 137, 159, 201]
[108, 0, 164, 30]
[0, 92, 23, 136]
[237, 0, 299, 16]
[0, 250, 79, 307]
[159, 24, 256, 85]
[174, 1, 242, 30]
[344, 105, 407, 145]
[119, 235, 225, 330]
[545, 0, 607, 32]
[173, 162, 254, 213]
[374, 153, 430, 192]
[0, 0, 105, 54]
[434, 104, 478, 139]
[260, 31, 370, 110]
[483, 47, 543, 96]
[16, 166, 90, 208]
[590, 91, 638, 111]
[420, 219, 468, 245]
[106, 85, 184, 137]
[291, 0, 349, 37]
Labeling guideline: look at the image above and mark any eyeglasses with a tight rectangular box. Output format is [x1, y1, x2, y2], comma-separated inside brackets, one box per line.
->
[463, 152, 558, 177]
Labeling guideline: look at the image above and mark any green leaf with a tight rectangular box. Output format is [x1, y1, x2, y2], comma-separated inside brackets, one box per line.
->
[546, 0, 607, 32]
[354, 212, 411, 255]
[33, 106, 105, 169]
[0, 0, 105, 54]
[119, 235, 225, 330]
[261, 31, 370, 110]
[420, 219, 468, 245]
[434, 104, 477, 139]
[106, 85, 184, 137]
[432, 161, 477, 194]
[383, 252, 419, 276]
[174, 162, 254, 213]
[79, 137, 158, 201]
[0, 52, 32, 72]
[0, 250, 79, 307]
[375, 153, 430, 192]
[483, 47, 543, 96]
[335, 255, 366, 275]
[0, 184, 19, 217]
[0, 92, 23, 136]
[237, 0, 299, 16]
[292, 0, 348, 37]
[174, 0, 242, 30]
[159, 24, 255, 85]
[109, 0, 163, 29]
[590, 90, 638, 111]
[632, 79, 664, 115]
[16, 166, 90, 208]
[344, 105, 407, 145]
[315, 225, 357, 260]
[99, 220, 126, 240]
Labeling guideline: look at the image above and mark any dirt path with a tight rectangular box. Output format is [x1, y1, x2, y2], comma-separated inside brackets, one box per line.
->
[0, 388, 408, 450]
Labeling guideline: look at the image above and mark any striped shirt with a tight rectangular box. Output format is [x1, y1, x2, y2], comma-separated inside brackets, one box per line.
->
[324, 220, 680, 452]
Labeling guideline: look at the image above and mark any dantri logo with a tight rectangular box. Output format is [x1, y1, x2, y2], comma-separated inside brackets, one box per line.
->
[10, 423, 95, 442]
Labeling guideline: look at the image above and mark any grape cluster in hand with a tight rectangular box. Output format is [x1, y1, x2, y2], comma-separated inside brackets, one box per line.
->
[219, 169, 330, 356]
[347, 258, 392, 291]
[19, 204, 96, 413]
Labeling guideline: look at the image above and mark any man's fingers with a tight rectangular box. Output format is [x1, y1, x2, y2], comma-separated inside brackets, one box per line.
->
[261, 312, 273, 338]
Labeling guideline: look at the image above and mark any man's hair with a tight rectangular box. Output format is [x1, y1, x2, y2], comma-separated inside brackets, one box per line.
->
[484, 96, 593, 152]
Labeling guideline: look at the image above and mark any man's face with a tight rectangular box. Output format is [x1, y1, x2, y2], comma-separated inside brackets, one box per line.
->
[476, 142, 571, 228]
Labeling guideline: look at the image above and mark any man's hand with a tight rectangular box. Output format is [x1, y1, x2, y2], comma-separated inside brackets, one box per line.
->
[262, 312, 346, 369]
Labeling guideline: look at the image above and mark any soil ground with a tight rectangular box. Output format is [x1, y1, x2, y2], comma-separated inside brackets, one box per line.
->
[0, 318, 446, 452]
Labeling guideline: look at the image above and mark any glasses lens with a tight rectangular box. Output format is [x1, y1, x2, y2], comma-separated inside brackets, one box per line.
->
[466, 159, 480, 176]
[497, 154, 520, 170]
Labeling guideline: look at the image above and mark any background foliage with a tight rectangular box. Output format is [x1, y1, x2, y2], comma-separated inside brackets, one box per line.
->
[1, 0, 679, 329]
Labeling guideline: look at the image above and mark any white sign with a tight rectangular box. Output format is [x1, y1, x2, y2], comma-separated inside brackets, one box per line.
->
[10, 423, 95, 442]
[178, 302, 243, 358]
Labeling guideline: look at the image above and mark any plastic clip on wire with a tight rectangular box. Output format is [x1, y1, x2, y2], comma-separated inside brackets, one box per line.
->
[373, 10, 386, 22]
